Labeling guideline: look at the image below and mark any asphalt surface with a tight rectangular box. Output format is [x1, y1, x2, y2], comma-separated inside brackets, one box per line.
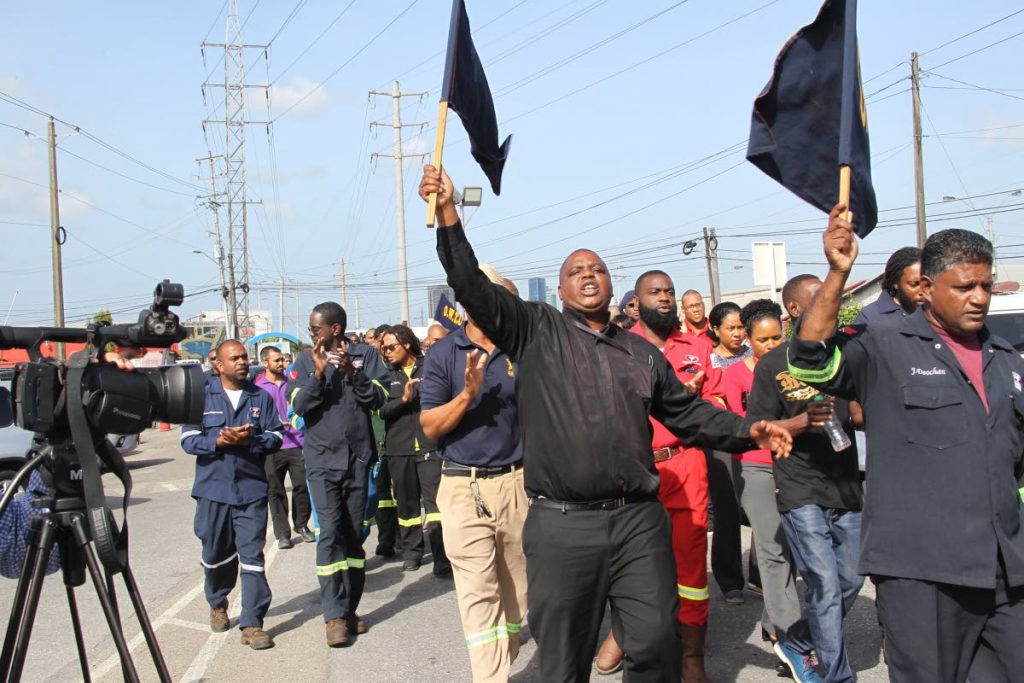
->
[0, 429, 891, 681]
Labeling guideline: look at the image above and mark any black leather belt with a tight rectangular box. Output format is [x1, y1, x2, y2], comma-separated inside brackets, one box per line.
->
[529, 495, 657, 512]
[441, 461, 521, 478]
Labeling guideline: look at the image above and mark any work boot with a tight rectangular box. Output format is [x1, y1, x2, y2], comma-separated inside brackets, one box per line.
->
[297, 526, 316, 543]
[680, 623, 710, 683]
[594, 631, 624, 675]
[347, 613, 368, 634]
[240, 627, 274, 650]
[326, 618, 349, 647]
[209, 599, 229, 633]
[277, 535, 293, 550]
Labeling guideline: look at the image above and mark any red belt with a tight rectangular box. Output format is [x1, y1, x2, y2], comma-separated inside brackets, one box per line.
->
[652, 446, 683, 463]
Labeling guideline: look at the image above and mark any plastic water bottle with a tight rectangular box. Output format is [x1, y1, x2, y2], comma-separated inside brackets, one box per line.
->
[815, 394, 852, 452]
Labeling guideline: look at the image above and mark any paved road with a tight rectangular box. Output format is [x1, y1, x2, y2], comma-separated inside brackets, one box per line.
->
[0, 429, 890, 681]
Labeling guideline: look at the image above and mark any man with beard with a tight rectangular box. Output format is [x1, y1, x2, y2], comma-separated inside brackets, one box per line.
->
[419, 165, 793, 683]
[595, 270, 723, 681]
[854, 247, 923, 326]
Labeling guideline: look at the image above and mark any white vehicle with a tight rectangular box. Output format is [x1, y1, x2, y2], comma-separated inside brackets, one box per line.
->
[985, 290, 1024, 354]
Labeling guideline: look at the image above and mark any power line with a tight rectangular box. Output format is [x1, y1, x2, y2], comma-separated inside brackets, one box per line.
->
[919, 7, 1024, 57]
[927, 27, 1024, 70]
[272, 0, 421, 122]
[270, 0, 355, 85]
[0, 90, 205, 192]
[922, 70, 1024, 103]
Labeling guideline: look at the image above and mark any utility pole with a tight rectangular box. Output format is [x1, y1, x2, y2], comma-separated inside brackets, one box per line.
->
[279, 276, 285, 332]
[355, 294, 361, 331]
[339, 259, 347, 309]
[703, 227, 721, 306]
[911, 52, 927, 248]
[201, 0, 268, 339]
[197, 153, 232, 338]
[47, 118, 65, 360]
[370, 81, 429, 324]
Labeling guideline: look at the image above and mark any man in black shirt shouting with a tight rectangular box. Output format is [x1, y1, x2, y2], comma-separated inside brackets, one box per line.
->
[419, 166, 792, 682]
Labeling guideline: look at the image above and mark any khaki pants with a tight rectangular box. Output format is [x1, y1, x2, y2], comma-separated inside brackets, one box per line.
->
[438, 466, 528, 683]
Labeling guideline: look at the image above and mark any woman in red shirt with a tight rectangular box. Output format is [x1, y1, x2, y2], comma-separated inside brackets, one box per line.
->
[722, 299, 813, 673]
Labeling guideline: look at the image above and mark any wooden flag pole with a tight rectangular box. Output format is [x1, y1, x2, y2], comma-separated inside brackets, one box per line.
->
[838, 164, 852, 223]
[426, 101, 450, 227]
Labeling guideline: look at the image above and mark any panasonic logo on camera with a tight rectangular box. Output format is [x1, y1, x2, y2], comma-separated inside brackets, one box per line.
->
[112, 406, 143, 420]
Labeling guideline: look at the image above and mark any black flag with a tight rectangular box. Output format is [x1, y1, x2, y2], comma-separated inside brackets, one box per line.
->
[747, 0, 877, 237]
[441, 0, 512, 195]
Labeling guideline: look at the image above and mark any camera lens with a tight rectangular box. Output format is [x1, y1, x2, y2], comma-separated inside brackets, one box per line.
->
[140, 363, 205, 425]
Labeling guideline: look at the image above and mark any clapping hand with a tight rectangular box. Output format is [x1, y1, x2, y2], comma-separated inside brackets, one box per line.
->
[461, 349, 488, 402]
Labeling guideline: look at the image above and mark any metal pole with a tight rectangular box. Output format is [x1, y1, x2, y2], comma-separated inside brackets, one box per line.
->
[340, 259, 347, 309]
[279, 276, 285, 332]
[47, 119, 65, 360]
[703, 227, 721, 306]
[393, 81, 410, 324]
[911, 52, 927, 248]
[355, 293, 361, 331]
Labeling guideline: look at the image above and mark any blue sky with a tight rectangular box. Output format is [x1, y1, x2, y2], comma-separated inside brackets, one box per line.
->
[1, 0, 1022, 335]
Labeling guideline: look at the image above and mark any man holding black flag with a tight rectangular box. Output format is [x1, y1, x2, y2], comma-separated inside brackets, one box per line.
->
[419, 165, 792, 682]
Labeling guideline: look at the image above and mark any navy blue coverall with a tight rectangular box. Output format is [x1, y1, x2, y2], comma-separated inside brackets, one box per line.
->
[181, 377, 283, 629]
[289, 343, 387, 623]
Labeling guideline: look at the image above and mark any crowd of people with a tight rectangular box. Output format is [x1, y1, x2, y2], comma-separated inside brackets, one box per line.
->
[173, 166, 1023, 683]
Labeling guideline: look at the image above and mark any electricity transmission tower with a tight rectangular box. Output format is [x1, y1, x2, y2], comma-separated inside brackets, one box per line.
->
[200, 0, 268, 338]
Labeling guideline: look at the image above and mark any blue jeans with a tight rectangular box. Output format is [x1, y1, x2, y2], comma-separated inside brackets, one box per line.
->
[781, 505, 864, 683]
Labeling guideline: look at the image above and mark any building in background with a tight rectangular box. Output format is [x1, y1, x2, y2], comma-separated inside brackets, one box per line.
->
[427, 284, 455, 317]
[545, 288, 559, 310]
[528, 277, 546, 303]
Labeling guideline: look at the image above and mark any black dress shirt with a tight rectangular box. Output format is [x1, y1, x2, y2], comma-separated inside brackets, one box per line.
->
[437, 221, 755, 501]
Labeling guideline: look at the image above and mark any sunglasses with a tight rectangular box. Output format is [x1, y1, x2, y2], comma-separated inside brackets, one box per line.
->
[382, 343, 400, 353]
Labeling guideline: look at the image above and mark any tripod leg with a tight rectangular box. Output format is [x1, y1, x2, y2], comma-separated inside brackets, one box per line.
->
[121, 566, 172, 683]
[103, 570, 131, 683]
[2, 518, 58, 683]
[0, 518, 45, 676]
[65, 586, 92, 683]
[68, 516, 140, 683]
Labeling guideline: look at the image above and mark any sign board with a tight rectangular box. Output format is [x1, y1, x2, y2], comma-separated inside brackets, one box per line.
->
[752, 242, 787, 290]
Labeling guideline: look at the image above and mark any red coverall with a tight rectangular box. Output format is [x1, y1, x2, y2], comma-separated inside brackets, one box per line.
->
[630, 325, 723, 626]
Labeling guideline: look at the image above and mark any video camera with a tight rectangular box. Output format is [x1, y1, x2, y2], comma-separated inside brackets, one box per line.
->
[0, 280, 204, 438]
[0, 280, 204, 506]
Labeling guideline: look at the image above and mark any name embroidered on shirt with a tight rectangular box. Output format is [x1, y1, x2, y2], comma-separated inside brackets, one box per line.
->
[910, 367, 946, 377]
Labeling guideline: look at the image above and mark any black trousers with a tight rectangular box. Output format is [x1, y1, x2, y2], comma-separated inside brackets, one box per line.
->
[307, 460, 367, 622]
[522, 500, 681, 683]
[389, 452, 448, 569]
[264, 446, 311, 539]
[874, 572, 1024, 683]
[374, 456, 399, 551]
[706, 450, 760, 593]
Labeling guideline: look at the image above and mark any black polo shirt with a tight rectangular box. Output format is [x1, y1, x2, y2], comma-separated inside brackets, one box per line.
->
[789, 311, 1024, 589]
[747, 342, 861, 513]
[419, 327, 521, 467]
[436, 221, 756, 502]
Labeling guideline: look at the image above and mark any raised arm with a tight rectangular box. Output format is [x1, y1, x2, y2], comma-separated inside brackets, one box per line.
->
[420, 165, 538, 360]
[799, 202, 858, 343]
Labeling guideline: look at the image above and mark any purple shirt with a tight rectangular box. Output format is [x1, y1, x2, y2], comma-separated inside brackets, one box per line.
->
[255, 372, 304, 449]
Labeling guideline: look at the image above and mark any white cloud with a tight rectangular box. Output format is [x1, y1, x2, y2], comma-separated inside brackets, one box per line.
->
[271, 76, 329, 118]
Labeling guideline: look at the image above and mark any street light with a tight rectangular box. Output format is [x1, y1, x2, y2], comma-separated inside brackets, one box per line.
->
[192, 248, 232, 338]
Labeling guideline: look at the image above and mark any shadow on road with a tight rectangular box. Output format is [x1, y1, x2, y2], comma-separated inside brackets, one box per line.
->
[362, 571, 455, 627]
[265, 587, 322, 637]
[126, 458, 174, 469]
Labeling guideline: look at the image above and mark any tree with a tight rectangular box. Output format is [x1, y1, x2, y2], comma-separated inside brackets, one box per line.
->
[93, 309, 113, 325]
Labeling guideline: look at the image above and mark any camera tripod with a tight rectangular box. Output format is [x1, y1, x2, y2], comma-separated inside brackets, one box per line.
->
[0, 455, 171, 683]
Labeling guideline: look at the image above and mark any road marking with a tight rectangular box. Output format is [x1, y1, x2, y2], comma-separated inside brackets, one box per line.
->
[163, 617, 210, 633]
[90, 535, 283, 682]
